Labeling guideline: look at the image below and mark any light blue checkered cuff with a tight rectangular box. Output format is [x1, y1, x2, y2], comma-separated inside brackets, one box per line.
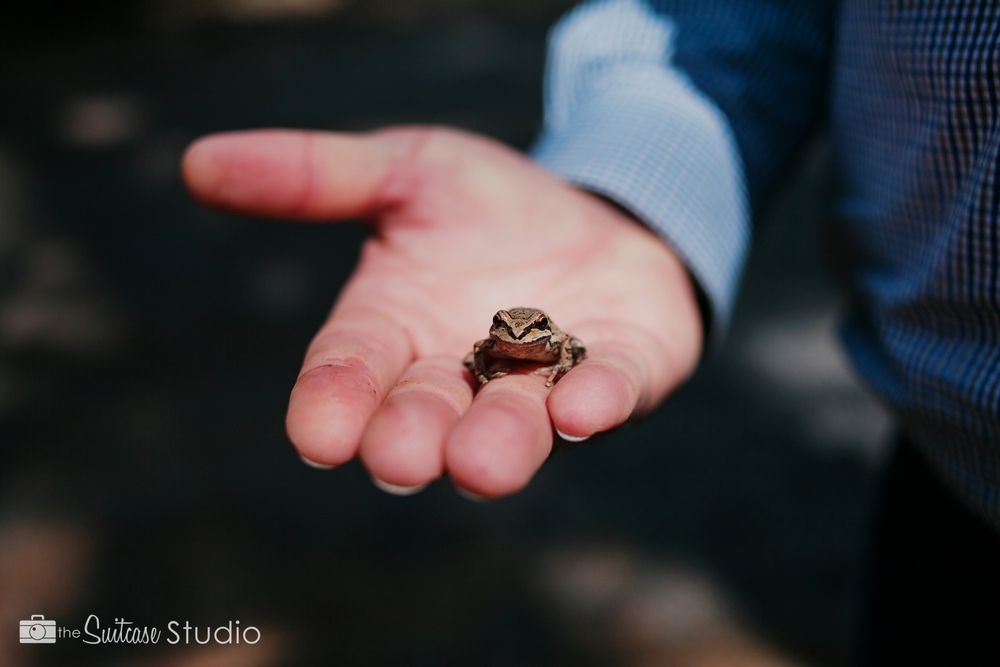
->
[532, 88, 750, 342]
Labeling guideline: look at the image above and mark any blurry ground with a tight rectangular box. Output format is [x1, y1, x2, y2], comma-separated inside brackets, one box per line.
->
[0, 3, 892, 666]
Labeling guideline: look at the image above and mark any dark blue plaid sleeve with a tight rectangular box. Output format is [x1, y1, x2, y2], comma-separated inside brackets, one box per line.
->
[657, 0, 838, 206]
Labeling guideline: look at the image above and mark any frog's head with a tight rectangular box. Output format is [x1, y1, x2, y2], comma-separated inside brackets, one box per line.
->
[490, 307, 554, 343]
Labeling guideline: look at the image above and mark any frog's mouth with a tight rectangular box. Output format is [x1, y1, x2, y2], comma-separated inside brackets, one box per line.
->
[492, 338, 554, 360]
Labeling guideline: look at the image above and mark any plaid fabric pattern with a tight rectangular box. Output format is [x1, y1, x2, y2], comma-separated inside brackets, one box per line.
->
[834, 0, 1000, 527]
[535, 0, 1000, 528]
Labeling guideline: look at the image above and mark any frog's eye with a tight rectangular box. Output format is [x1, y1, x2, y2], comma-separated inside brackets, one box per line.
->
[493, 314, 503, 325]
[537, 316, 548, 327]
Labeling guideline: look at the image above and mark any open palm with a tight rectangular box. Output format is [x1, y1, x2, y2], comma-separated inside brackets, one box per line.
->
[183, 127, 702, 497]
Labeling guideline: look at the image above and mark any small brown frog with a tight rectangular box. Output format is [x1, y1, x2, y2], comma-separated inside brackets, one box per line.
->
[464, 308, 586, 387]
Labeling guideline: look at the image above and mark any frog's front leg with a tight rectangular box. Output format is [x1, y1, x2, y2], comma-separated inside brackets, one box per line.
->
[464, 338, 509, 385]
[535, 334, 587, 387]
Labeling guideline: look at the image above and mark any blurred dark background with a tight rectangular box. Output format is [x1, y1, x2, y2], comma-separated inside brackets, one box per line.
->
[0, 2, 894, 666]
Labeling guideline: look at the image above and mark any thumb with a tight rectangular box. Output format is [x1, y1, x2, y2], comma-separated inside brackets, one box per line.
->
[181, 128, 420, 220]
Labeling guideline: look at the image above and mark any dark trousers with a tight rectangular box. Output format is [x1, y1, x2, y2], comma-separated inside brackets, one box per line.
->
[858, 437, 1000, 666]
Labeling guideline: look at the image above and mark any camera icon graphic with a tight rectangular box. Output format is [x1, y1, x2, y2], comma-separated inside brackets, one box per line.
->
[20, 615, 56, 643]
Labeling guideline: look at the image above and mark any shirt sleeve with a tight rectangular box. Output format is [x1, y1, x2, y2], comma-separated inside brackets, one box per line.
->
[532, 0, 836, 341]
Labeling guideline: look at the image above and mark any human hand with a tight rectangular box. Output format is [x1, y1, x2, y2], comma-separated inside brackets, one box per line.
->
[182, 127, 703, 498]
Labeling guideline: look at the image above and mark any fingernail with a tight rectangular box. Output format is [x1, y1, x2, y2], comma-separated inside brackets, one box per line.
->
[455, 487, 487, 502]
[300, 454, 336, 470]
[371, 476, 428, 496]
[556, 428, 590, 443]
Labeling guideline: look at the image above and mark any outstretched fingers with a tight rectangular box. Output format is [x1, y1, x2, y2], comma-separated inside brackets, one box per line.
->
[358, 358, 474, 491]
[293, 326, 685, 492]
[358, 360, 556, 500]
[287, 310, 413, 467]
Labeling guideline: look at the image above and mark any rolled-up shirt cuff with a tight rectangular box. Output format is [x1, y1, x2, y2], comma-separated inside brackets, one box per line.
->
[532, 85, 750, 344]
